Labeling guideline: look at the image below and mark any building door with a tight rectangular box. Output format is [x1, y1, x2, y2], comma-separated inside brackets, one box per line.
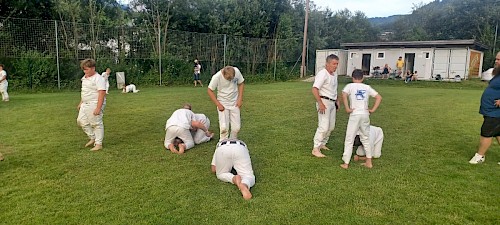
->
[404, 53, 415, 73]
[362, 54, 371, 75]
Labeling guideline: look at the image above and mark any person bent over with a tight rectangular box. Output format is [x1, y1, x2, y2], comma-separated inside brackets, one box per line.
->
[208, 66, 245, 141]
[192, 113, 214, 144]
[122, 84, 140, 93]
[164, 104, 212, 154]
[211, 139, 255, 200]
[353, 125, 384, 161]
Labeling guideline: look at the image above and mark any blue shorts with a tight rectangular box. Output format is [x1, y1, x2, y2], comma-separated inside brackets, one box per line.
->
[193, 73, 200, 81]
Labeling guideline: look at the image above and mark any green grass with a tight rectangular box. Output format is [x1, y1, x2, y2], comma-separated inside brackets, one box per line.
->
[0, 80, 498, 224]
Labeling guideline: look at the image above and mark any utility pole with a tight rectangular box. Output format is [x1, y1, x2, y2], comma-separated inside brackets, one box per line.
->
[300, 0, 309, 78]
[493, 21, 498, 55]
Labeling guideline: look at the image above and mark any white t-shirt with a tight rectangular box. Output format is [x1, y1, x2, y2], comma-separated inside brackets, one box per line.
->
[125, 84, 136, 92]
[194, 113, 209, 127]
[208, 67, 244, 105]
[165, 109, 195, 130]
[342, 82, 378, 115]
[81, 73, 106, 103]
[0, 70, 7, 84]
[101, 72, 110, 81]
[194, 64, 201, 73]
[312, 68, 338, 100]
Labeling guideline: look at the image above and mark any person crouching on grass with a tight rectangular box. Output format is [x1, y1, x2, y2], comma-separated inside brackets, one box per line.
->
[341, 69, 382, 169]
[77, 59, 106, 151]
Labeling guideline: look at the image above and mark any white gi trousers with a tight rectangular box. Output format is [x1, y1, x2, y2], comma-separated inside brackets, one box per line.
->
[164, 125, 195, 149]
[343, 114, 372, 164]
[313, 99, 336, 148]
[77, 102, 105, 145]
[0, 81, 9, 101]
[217, 104, 240, 141]
[193, 118, 211, 144]
[211, 140, 255, 188]
[356, 127, 384, 158]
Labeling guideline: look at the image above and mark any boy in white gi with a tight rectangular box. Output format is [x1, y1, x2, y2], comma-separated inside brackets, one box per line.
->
[77, 59, 106, 151]
[211, 139, 255, 200]
[122, 84, 140, 93]
[101, 68, 111, 94]
[341, 69, 382, 169]
[311, 54, 340, 158]
[207, 66, 245, 141]
[164, 104, 212, 154]
[0, 64, 9, 102]
[192, 113, 213, 144]
[353, 125, 384, 161]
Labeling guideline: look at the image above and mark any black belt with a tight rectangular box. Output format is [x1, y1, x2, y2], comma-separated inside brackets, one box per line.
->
[217, 140, 246, 148]
[320, 96, 336, 102]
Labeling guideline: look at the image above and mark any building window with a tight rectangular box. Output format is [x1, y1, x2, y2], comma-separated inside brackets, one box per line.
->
[350, 52, 357, 59]
[377, 52, 385, 59]
[423, 52, 430, 59]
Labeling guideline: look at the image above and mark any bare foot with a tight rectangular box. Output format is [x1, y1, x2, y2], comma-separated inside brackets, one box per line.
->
[320, 145, 331, 151]
[0, 153, 4, 161]
[312, 148, 326, 158]
[353, 155, 360, 162]
[233, 175, 252, 200]
[340, 164, 349, 169]
[85, 139, 95, 147]
[361, 158, 373, 168]
[90, 144, 102, 151]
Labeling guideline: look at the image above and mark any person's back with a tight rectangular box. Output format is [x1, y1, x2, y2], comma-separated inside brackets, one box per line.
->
[166, 108, 194, 130]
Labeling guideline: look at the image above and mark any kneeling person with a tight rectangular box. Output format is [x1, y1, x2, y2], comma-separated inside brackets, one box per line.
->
[192, 113, 213, 144]
[164, 104, 211, 154]
[353, 125, 384, 161]
[211, 139, 255, 200]
[122, 84, 140, 93]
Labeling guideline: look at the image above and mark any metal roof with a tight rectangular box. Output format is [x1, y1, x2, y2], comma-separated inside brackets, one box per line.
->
[341, 39, 488, 51]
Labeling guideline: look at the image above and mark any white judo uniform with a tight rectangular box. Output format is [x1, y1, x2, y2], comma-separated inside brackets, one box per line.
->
[77, 73, 107, 145]
[312, 68, 338, 148]
[192, 113, 211, 144]
[123, 84, 139, 93]
[0, 69, 9, 101]
[211, 139, 255, 189]
[101, 71, 110, 94]
[164, 108, 196, 150]
[342, 82, 379, 164]
[208, 67, 244, 141]
[356, 125, 384, 158]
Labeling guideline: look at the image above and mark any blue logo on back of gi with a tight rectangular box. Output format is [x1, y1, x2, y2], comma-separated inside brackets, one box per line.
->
[355, 90, 366, 100]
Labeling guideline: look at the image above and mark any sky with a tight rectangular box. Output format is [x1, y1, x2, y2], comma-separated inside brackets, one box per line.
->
[312, 0, 435, 18]
[117, 0, 435, 18]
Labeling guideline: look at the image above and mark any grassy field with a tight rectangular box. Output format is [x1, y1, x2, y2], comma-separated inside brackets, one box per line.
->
[0, 80, 498, 224]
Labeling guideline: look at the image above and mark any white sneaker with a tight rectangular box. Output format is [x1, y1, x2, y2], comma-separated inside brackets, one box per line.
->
[469, 153, 485, 164]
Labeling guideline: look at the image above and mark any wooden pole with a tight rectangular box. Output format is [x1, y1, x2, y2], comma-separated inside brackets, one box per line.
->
[300, 0, 309, 78]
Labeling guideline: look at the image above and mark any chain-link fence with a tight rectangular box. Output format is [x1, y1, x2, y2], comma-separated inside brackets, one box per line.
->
[0, 17, 306, 90]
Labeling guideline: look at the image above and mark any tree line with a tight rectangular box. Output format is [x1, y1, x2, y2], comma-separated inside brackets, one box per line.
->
[0, 0, 498, 89]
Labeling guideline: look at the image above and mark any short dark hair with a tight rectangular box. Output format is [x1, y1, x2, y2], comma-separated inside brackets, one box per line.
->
[326, 54, 339, 63]
[0, 64, 4, 68]
[352, 69, 364, 80]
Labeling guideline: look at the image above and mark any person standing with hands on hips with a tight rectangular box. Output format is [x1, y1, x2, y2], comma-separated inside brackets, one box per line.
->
[76, 59, 106, 151]
[207, 66, 245, 141]
[341, 69, 382, 169]
[311, 54, 340, 158]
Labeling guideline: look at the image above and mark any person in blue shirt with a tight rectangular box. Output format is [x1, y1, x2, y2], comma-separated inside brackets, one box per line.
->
[469, 51, 500, 165]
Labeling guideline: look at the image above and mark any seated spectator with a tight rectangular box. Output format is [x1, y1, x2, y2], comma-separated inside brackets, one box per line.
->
[382, 64, 391, 79]
[412, 71, 418, 81]
[405, 70, 413, 83]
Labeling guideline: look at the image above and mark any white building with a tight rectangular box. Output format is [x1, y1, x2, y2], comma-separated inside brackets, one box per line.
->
[316, 40, 487, 80]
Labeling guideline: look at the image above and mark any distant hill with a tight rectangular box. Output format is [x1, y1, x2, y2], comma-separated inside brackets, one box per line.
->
[369, 15, 406, 27]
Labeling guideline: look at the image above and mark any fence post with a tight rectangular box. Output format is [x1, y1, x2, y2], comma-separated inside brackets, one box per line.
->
[55, 20, 61, 89]
[274, 38, 278, 81]
[223, 34, 227, 66]
[158, 19, 162, 86]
